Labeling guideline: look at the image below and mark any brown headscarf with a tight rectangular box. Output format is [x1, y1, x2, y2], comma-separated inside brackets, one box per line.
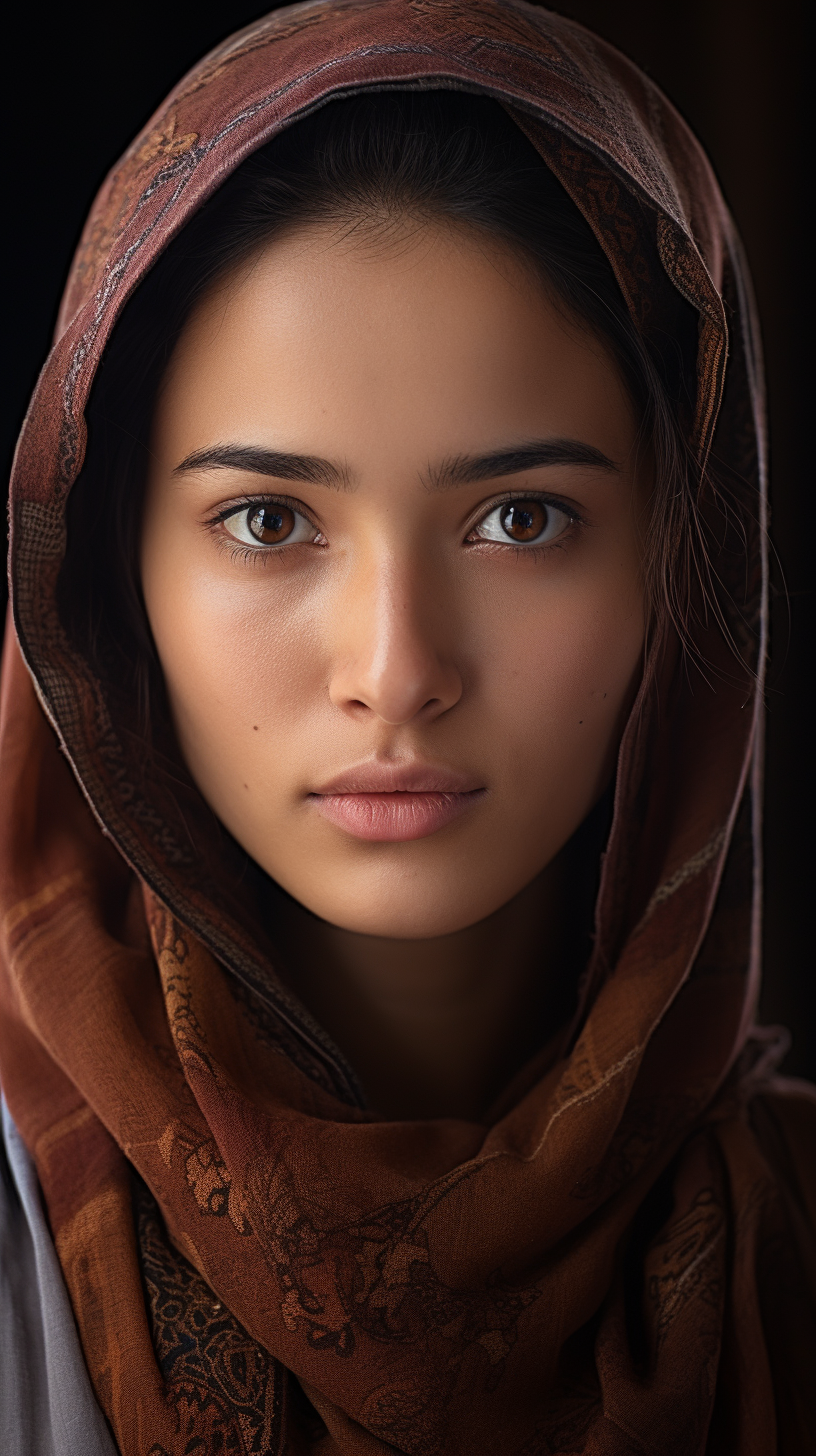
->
[1, 2, 814, 1451]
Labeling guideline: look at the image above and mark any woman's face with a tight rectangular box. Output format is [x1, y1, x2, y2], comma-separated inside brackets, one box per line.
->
[142, 221, 648, 938]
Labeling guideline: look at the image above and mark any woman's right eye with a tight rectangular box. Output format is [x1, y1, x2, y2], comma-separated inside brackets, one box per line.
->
[221, 503, 319, 547]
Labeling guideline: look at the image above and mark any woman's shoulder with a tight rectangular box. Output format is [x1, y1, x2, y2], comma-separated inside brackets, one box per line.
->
[0, 1098, 117, 1455]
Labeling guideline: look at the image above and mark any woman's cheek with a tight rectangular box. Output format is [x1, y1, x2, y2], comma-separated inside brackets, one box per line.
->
[152, 561, 325, 801]
[485, 573, 644, 809]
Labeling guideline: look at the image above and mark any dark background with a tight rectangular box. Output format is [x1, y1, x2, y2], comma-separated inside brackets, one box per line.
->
[3, 2, 812, 1075]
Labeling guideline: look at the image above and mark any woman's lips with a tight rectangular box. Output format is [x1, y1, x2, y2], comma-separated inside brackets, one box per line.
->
[308, 763, 486, 842]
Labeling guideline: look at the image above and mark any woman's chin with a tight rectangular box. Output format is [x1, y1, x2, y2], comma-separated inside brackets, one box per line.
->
[272, 873, 511, 942]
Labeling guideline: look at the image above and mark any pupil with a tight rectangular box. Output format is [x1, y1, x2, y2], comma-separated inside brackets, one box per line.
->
[501, 501, 546, 541]
[249, 506, 293, 543]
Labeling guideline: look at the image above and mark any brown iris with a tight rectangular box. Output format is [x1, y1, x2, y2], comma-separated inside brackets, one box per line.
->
[247, 505, 295, 544]
[499, 501, 547, 542]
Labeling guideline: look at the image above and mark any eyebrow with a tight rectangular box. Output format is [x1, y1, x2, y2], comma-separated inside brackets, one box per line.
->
[426, 439, 619, 490]
[173, 437, 618, 490]
[174, 444, 350, 489]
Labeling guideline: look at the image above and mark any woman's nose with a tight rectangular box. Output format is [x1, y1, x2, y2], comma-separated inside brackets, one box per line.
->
[327, 554, 463, 726]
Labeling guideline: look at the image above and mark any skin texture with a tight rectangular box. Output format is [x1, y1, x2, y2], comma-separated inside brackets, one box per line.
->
[142, 220, 648, 1117]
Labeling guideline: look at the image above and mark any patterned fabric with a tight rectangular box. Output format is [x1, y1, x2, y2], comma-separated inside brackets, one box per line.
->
[0, 1097, 118, 1456]
[135, 1179, 287, 1454]
[0, 2, 814, 1452]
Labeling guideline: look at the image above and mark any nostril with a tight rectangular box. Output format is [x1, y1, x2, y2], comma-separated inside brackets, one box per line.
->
[328, 630, 463, 725]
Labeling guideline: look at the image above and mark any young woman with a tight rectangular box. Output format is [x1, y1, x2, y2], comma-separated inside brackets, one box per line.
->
[1, 1, 813, 1452]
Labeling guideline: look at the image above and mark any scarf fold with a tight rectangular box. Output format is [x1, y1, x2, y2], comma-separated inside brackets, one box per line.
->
[1, 3, 814, 1452]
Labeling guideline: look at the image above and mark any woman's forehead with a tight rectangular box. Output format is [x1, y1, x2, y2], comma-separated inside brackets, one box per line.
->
[155, 221, 637, 475]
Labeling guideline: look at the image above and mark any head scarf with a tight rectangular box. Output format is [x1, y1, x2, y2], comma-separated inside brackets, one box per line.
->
[1, 2, 814, 1451]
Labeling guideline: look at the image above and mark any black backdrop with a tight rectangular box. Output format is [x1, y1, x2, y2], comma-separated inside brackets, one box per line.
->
[3, 1, 813, 1075]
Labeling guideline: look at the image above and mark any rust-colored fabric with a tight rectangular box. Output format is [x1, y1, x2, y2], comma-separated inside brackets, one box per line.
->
[1, 2, 814, 1452]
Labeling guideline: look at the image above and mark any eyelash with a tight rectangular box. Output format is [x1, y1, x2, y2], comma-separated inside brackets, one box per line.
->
[207, 493, 323, 565]
[208, 493, 316, 527]
[465, 491, 584, 553]
[206, 489, 585, 562]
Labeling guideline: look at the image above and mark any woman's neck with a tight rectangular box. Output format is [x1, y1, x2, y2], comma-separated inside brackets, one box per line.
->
[271, 861, 573, 1122]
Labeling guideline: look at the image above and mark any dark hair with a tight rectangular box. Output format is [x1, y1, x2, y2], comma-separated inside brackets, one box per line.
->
[60, 89, 700, 725]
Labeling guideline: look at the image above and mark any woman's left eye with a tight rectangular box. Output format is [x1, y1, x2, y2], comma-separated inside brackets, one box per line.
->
[221, 502, 319, 547]
[472, 498, 573, 547]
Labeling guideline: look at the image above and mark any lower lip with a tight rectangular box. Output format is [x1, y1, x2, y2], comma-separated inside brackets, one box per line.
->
[309, 790, 484, 842]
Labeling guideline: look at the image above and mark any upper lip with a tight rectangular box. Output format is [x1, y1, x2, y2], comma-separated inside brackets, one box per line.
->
[311, 760, 484, 795]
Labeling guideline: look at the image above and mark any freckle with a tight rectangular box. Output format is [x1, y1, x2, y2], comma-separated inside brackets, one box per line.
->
[253, 725, 259, 731]
[243, 783, 249, 790]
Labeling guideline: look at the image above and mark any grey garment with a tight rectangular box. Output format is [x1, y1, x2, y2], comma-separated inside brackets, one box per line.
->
[0, 1096, 118, 1455]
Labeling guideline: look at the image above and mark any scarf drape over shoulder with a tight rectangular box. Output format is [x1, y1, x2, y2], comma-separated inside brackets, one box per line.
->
[1, 2, 814, 1451]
